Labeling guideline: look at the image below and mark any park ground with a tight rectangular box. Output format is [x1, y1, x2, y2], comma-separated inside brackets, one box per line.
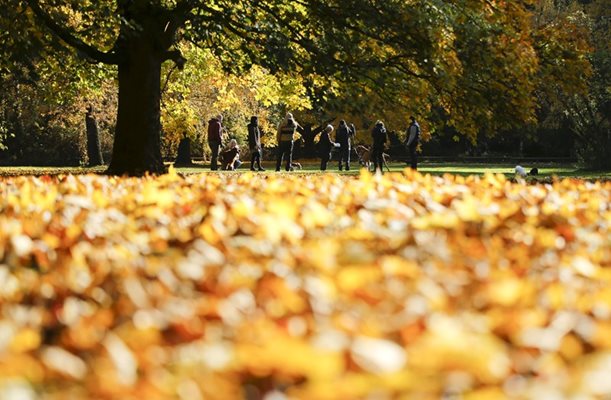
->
[1, 161, 610, 180]
[0, 166, 609, 398]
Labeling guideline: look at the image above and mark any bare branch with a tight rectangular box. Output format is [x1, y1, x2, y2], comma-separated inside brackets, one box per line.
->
[163, 49, 186, 69]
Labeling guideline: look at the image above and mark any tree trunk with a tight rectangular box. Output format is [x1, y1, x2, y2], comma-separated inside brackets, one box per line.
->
[107, 36, 166, 175]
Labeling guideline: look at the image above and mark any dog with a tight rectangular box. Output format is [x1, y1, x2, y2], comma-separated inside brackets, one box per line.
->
[289, 162, 302, 171]
[355, 145, 391, 172]
[515, 165, 539, 178]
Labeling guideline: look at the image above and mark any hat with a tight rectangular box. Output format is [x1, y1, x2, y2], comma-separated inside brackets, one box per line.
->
[325, 124, 334, 132]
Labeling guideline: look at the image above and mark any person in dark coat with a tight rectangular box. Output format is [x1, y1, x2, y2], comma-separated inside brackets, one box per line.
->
[319, 125, 336, 171]
[404, 115, 420, 170]
[247, 116, 264, 171]
[208, 114, 224, 171]
[371, 120, 388, 173]
[335, 120, 355, 171]
[276, 113, 299, 172]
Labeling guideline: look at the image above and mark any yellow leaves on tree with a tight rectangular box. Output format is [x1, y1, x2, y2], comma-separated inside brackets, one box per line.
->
[161, 45, 312, 153]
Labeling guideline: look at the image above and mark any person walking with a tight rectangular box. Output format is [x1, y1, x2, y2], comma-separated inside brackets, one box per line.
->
[319, 124, 336, 171]
[247, 116, 264, 171]
[208, 114, 224, 171]
[371, 120, 388, 173]
[276, 113, 299, 172]
[405, 115, 420, 170]
[336, 120, 355, 171]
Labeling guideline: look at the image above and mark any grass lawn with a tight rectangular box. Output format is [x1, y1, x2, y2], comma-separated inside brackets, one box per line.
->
[0, 162, 609, 180]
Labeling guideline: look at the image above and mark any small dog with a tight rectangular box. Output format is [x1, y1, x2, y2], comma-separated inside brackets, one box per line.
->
[355, 145, 390, 172]
[289, 162, 302, 171]
[515, 165, 539, 177]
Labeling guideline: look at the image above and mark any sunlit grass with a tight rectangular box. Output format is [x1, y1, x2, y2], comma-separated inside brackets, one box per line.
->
[0, 163, 608, 179]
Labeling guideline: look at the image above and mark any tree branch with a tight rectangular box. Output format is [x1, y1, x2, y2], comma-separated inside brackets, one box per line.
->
[28, 0, 120, 65]
[163, 49, 186, 69]
[161, 64, 179, 97]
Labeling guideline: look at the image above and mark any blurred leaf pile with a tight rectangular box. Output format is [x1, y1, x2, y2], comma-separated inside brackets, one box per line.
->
[0, 170, 609, 399]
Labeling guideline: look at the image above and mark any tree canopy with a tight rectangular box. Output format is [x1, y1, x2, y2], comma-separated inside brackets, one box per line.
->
[0, 0, 602, 173]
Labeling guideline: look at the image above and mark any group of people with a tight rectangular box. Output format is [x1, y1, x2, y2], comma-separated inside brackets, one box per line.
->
[206, 113, 421, 172]
[316, 120, 356, 171]
[207, 114, 265, 171]
[275, 113, 358, 172]
[368, 116, 420, 171]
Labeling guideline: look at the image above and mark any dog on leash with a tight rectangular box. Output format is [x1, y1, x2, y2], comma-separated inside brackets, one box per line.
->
[355, 145, 391, 172]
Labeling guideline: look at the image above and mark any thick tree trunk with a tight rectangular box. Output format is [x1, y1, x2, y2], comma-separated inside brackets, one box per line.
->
[107, 36, 166, 175]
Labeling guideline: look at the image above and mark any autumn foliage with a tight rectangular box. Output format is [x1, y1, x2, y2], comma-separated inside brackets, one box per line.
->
[0, 170, 610, 398]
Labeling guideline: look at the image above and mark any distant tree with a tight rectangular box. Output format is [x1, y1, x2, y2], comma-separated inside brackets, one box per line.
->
[173, 133, 194, 167]
[85, 106, 104, 166]
[0, 3, 116, 165]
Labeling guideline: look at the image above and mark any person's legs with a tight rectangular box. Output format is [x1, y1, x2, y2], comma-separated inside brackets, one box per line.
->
[250, 148, 257, 170]
[373, 146, 383, 172]
[255, 149, 264, 170]
[285, 143, 293, 171]
[209, 141, 220, 170]
[276, 144, 284, 171]
[345, 146, 351, 170]
[372, 146, 378, 171]
[321, 151, 330, 170]
[409, 144, 417, 170]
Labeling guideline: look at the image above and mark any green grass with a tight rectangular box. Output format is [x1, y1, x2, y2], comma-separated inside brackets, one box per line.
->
[173, 161, 610, 180]
[0, 162, 609, 180]
[0, 166, 107, 176]
[417, 163, 611, 179]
